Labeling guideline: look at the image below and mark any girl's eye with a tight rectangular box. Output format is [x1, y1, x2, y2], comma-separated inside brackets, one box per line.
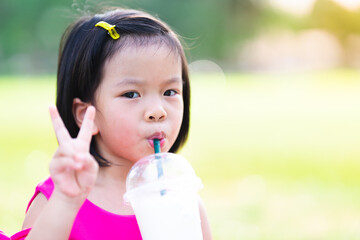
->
[122, 91, 140, 98]
[164, 89, 177, 96]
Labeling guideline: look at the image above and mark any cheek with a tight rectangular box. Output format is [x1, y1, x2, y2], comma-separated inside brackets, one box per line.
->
[96, 109, 135, 136]
[177, 101, 184, 126]
[117, 114, 145, 146]
[112, 114, 137, 138]
[171, 103, 184, 136]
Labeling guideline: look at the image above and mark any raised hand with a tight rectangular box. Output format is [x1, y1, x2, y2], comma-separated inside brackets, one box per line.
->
[48, 105, 99, 201]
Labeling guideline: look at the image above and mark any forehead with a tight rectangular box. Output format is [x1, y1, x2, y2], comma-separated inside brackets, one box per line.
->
[113, 43, 180, 63]
[100, 43, 181, 86]
[106, 34, 181, 61]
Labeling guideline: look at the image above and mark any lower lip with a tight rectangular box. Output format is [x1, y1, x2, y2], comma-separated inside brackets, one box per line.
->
[148, 138, 165, 150]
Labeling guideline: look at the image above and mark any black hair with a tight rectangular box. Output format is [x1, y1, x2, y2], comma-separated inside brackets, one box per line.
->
[56, 8, 190, 166]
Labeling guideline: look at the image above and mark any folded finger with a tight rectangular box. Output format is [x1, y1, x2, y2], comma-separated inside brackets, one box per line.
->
[75, 152, 98, 172]
[49, 156, 79, 174]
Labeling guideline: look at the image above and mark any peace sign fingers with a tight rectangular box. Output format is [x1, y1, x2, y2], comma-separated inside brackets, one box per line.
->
[49, 105, 72, 145]
[48, 104, 99, 200]
[77, 106, 96, 146]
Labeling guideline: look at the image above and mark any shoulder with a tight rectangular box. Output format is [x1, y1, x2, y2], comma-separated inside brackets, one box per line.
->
[34, 177, 54, 200]
[198, 197, 213, 240]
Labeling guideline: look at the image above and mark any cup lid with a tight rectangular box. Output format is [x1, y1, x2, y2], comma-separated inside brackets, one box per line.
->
[125, 153, 202, 194]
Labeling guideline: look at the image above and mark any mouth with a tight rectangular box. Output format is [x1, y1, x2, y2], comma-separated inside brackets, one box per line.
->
[147, 132, 166, 150]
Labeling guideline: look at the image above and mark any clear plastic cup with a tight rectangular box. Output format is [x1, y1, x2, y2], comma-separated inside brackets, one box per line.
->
[124, 153, 203, 240]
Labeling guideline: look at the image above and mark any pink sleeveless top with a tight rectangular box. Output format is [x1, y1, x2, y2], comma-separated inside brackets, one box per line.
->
[0, 230, 10, 240]
[11, 177, 142, 240]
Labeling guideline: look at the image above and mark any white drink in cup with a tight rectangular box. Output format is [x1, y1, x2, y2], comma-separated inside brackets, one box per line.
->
[124, 152, 203, 240]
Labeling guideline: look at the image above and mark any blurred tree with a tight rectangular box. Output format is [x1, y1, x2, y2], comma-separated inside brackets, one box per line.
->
[7, 0, 360, 73]
[310, 0, 360, 43]
[114, 0, 264, 60]
[0, 0, 267, 74]
[0, 0, 73, 74]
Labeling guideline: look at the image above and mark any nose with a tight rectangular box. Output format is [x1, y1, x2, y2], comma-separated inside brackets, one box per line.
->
[144, 103, 167, 122]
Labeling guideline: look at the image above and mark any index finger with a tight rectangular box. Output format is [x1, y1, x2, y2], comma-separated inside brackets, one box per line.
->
[49, 105, 72, 145]
[77, 105, 96, 144]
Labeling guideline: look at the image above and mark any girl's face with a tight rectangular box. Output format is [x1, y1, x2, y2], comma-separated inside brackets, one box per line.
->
[93, 44, 184, 163]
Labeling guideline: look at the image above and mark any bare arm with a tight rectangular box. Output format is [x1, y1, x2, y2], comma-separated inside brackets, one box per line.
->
[23, 106, 98, 240]
[199, 198, 212, 240]
[22, 193, 47, 230]
[23, 192, 83, 240]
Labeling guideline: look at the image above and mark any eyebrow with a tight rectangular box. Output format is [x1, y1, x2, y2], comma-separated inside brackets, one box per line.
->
[114, 78, 143, 87]
[114, 77, 182, 87]
[164, 77, 182, 85]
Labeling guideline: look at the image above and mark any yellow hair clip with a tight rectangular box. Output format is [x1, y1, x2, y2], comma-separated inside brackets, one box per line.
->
[95, 21, 120, 40]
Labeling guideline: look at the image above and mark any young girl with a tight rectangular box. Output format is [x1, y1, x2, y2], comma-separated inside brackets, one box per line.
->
[14, 7, 212, 240]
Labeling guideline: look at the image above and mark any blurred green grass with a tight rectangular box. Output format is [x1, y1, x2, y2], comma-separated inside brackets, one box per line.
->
[1, 71, 360, 239]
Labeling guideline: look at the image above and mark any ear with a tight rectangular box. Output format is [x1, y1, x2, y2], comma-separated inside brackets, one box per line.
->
[72, 98, 99, 135]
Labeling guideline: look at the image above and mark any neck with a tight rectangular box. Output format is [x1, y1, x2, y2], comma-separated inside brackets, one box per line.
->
[88, 163, 135, 215]
[97, 161, 133, 185]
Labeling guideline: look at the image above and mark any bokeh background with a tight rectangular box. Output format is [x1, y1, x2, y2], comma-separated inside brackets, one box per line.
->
[1, 0, 360, 239]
